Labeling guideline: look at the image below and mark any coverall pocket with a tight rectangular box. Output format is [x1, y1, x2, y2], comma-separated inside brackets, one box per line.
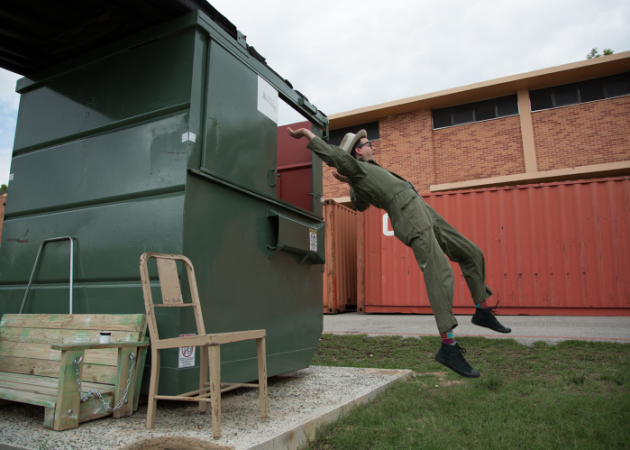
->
[392, 196, 434, 249]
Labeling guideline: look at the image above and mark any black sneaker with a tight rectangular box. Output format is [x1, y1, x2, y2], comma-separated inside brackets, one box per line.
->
[435, 343, 480, 378]
[471, 303, 512, 334]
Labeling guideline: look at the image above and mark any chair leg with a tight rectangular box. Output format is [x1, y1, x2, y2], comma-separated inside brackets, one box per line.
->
[146, 349, 161, 430]
[208, 345, 222, 439]
[199, 345, 208, 414]
[256, 337, 268, 418]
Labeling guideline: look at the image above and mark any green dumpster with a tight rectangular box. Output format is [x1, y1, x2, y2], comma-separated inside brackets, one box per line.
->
[0, 10, 328, 395]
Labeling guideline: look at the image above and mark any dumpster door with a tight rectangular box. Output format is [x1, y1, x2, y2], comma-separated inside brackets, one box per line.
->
[202, 41, 278, 197]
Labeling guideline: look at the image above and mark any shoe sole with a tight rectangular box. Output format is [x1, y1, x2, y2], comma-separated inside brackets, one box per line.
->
[435, 354, 480, 378]
[471, 317, 512, 334]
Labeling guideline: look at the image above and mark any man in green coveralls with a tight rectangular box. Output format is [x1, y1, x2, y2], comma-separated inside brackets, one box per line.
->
[287, 127, 512, 378]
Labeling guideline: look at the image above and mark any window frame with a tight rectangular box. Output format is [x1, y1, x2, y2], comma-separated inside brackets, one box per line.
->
[432, 94, 520, 130]
[529, 71, 630, 113]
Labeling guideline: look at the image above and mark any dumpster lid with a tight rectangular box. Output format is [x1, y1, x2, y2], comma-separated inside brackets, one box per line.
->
[0, 0, 237, 75]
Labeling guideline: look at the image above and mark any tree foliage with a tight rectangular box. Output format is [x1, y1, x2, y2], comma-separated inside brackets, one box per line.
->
[0, 184, 7, 192]
[587, 48, 614, 59]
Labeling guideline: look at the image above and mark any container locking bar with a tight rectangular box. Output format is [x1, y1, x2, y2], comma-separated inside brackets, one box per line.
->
[19, 236, 75, 314]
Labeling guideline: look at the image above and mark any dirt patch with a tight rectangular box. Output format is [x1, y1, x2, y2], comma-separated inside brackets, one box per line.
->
[439, 380, 465, 387]
[362, 368, 410, 376]
[414, 371, 448, 378]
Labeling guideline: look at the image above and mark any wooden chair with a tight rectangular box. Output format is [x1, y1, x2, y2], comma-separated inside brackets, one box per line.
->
[139, 252, 268, 439]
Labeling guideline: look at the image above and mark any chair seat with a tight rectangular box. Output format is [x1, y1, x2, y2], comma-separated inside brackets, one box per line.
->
[153, 329, 266, 350]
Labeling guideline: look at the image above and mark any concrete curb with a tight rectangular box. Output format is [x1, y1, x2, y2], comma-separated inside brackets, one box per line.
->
[248, 369, 412, 450]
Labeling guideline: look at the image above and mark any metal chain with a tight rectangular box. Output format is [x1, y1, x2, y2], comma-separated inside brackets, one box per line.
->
[73, 353, 136, 413]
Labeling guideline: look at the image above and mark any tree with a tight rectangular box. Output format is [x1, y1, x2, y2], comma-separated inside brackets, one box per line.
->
[587, 48, 614, 59]
[0, 184, 7, 192]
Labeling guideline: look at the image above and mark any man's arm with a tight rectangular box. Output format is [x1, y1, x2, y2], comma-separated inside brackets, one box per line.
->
[287, 127, 315, 141]
[286, 128, 366, 181]
[289, 128, 370, 211]
[350, 188, 370, 212]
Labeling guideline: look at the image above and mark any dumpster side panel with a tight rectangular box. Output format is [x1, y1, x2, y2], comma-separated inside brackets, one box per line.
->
[6, 113, 190, 216]
[13, 30, 196, 153]
[0, 192, 185, 312]
[0, 28, 195, 297]
[181, 174, 322, 383]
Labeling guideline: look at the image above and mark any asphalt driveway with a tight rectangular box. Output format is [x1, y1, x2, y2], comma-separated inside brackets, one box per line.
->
[323, 312, 630, 345]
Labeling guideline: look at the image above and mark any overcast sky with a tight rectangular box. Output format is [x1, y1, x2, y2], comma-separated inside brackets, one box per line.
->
[0, 0, 628, 186]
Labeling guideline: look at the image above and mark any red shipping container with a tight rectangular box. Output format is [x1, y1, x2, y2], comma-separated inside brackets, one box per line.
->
[358, 177, 630, 316]
[323, 200, 357, 314]
[277, 121, 313, 212]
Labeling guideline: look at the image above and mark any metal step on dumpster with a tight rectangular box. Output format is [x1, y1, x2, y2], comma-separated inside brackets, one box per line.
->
[0, 3, 329, 396]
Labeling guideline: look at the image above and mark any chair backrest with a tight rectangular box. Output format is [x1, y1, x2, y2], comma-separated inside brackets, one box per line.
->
[0, 313, 146, 385]
[139, 252, 206, 343]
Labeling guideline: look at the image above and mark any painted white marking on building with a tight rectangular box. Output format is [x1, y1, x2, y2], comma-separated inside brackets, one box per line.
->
[383, 214, 394, 236]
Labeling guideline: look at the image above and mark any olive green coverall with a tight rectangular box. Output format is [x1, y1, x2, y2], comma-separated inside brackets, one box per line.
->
[307, 137, 493, 333]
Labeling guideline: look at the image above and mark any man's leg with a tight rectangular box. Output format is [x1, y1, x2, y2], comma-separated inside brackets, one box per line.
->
[403, 201, 479, 378]
[424, 204, 511, 334]
[408, 235, 457, 333]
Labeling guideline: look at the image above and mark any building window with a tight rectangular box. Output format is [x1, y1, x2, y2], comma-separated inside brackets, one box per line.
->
[530, 71, 630, 112]
[432, 94, 519, 129]
[328, 121, 379, 146]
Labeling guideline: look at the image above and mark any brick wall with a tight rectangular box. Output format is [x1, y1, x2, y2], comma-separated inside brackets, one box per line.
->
[323, 112, 525, 197]
[378, 111, 435, 194]
[533, 96, 630, 171]
[322, 110, 435, 198]
[0, 192, 6, 241]
[322, 95, 630, 200]
[433, 115, 525, 186]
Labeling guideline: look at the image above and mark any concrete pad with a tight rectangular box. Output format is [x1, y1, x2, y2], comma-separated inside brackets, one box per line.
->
[324, 313, 630, 345]
[0, 366, 411, 450]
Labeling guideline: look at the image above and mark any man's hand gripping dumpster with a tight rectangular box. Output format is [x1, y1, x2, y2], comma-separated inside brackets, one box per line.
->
[287, 127, 512, 378]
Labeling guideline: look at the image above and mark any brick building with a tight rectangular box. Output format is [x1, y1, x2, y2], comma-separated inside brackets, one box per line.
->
[323, 52, 630, 202]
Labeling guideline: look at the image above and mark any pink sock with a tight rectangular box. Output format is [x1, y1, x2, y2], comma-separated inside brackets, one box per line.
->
[440, 328, 456, 346]
[475, 300, 489, 309]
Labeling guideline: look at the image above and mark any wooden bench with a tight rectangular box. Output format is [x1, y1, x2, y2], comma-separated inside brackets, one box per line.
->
[0, 313, 149, 431]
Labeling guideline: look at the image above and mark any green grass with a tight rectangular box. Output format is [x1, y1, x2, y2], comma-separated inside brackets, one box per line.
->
[304, 335, 630, 450]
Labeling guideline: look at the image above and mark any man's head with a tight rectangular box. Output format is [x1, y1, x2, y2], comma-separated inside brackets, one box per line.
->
[339, 130, 375, 161]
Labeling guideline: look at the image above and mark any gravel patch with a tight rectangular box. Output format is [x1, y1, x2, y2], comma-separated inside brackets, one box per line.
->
[0, 366, 410, 450]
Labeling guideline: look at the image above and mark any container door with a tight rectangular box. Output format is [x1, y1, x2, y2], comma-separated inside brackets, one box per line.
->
[277, 121, 314, 212]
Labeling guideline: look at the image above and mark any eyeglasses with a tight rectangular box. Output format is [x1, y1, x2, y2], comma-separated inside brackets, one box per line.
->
[357, 141, 374, 150]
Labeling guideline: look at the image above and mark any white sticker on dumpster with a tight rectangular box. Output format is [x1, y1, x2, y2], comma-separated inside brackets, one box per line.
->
[181, 132, 196, 143]
[178, 334, 196, 368]
[257, 75, 278, 123]
[309, 228, 317, 252]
